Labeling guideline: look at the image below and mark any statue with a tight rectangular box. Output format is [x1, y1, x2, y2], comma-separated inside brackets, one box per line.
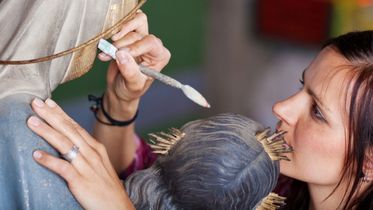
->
[0, 0, 141, 208]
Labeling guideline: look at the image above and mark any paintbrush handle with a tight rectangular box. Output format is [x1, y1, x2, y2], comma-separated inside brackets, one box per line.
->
[139, 65, 183, 89]
[97, 39, 184, 90]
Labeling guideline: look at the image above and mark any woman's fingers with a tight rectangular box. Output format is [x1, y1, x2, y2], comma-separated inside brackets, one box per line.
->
[107, 34, 170, 102]
[99, 32, 144, 62]
[28, 116, 74, 154]
[33, 150, 81, 184]
[115, 50, 148, 94]
[27, 116, 93, 175]
[98, 52, 112, 61]
[112, 11, 148, 41]
[30, 99, 109, 174]
[127, 35, 171, 70]
[113, 32, 143, 49]
[99, 10, 149, 62]
[31, 98, 95, 149]
[29, 100, 134, 210]
[33, 149, 131, 210]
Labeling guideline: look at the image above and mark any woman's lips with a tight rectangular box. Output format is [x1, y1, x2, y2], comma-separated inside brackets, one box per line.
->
[275, 121, 282, 132]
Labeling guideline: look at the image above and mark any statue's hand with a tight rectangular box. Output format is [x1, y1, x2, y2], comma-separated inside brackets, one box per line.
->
[27, 98, 135, 210]
[98, 11, 171, 121]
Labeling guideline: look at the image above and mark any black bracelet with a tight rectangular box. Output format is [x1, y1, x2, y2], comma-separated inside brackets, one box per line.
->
[88, 94, 138, 126]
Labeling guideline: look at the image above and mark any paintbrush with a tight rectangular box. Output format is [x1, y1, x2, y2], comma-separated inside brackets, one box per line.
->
[98, 39, 210, 108]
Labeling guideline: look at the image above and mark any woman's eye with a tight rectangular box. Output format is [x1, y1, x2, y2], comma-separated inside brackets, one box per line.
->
[311, 103, 326, 122]
[298, 79, 304, 90]
[299, 78, 304, 85]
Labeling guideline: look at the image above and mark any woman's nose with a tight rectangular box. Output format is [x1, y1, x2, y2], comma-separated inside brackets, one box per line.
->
[272, 94, 299, 126]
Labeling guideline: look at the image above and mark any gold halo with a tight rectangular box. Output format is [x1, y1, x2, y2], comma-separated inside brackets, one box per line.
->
[0, 0, 146, 65]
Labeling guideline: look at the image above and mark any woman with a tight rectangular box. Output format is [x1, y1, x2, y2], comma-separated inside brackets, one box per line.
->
[273, 32, 373, 209]
[29, 13, 372, 210]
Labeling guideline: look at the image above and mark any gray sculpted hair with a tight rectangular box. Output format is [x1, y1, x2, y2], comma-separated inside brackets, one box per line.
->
[125, 113, 281, 210]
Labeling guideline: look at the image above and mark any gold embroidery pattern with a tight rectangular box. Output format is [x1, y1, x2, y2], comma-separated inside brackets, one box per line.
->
[63, 0, 139, 83]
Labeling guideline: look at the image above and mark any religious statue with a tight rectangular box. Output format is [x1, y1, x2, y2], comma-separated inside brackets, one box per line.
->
[0, 0, 142, 208]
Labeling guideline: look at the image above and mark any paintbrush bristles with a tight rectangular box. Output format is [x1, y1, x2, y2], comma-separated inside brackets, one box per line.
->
[255, 129, 293, 161]
[256, 193, 286, 210]
[148, 128, 185, 155]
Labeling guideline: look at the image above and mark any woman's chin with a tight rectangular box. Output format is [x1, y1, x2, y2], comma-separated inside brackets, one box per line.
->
[279, 158, 293, 176]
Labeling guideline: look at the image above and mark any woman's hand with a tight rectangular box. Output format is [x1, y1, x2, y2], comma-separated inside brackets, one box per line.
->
[28, 98, 135, 210]
[98, 10, 171, 120]
[92, 10, 169, 173]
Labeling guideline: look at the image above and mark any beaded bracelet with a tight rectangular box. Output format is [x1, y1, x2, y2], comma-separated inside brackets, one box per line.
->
[88, 94, 138, 126]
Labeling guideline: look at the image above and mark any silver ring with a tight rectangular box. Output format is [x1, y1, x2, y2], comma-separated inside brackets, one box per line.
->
[62, 145, 79, 163]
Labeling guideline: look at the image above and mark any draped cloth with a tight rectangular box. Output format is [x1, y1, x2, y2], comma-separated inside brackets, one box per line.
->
[0, 0, 138, 209]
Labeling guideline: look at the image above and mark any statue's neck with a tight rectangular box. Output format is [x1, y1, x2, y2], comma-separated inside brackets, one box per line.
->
[0, 64, 54, 100]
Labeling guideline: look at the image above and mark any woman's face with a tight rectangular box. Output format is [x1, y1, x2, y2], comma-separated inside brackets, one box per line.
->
[273, 47, 353, 186]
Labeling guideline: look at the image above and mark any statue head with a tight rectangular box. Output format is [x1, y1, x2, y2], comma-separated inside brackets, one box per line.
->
[125, 113, 291, 210]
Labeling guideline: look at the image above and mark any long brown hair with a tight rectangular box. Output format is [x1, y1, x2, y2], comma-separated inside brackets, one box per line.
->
[283, 31, 373, 210]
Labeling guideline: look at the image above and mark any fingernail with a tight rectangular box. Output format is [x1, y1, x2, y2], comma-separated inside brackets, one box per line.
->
[116, 51, 129, 64]
[28, 116, 41, 126]
[99, 52, 111, 58]
[33, 151, 42, 159]
[112, 32, 123, 41]
[33, 98, 44, 107]
[45, 98, 57, 108]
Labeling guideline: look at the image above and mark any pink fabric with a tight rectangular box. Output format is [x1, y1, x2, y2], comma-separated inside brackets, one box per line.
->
[119, 136, 157, 180]
[274, 175, 293, 196]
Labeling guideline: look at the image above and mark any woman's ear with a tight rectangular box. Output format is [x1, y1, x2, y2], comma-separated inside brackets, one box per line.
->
[362, 148, 373, 182]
